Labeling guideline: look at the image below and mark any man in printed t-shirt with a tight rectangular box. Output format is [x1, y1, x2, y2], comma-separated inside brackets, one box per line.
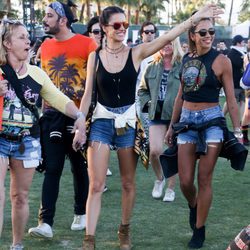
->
[28, 1, 97, 238]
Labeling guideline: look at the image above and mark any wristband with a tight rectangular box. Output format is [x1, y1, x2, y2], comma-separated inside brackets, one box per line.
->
[76, 111, 86, 120]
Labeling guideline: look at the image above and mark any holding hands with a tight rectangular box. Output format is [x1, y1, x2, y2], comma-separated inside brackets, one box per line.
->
[72, 114, 87, 151]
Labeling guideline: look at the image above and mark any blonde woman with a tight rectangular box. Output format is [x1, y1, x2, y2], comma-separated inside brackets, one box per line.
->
[138, 37, 184, 201]
[0, 20, 85, 249]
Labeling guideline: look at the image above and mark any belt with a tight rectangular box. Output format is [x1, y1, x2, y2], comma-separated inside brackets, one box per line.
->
[0, 133, 23, 142]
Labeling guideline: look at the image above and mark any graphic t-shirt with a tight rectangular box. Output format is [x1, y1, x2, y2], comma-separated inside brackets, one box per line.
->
[0, 64, 71, 136]
[41, 34, 97, 107]
[158, 69, 169, 101]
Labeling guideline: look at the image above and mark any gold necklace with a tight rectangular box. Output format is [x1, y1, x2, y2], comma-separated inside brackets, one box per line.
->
[105, 44, 125, 58]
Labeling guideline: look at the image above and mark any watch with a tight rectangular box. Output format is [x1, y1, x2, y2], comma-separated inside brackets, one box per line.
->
[234, 128, 243, 139]
[76, 111, 86, 120]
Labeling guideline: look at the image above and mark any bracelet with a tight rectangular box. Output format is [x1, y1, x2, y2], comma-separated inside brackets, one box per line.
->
[234, 127, 241, 133]
[76, 111, 86, 120]
[233, 128, 243, 139]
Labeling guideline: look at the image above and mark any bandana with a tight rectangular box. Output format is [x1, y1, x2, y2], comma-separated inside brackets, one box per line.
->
[49, 2, 66, 17]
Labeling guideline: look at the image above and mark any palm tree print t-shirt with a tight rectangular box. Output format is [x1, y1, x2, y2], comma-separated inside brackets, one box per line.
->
[41, 34, 97, 108]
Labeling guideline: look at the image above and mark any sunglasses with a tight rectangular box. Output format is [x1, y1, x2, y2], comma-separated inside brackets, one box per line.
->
[106, 22, 129, 30]
[1, 19, 23, 40]
[194, 28, 215, 37]
[143, 30, 155, 35]
[91, 29, 101, 35]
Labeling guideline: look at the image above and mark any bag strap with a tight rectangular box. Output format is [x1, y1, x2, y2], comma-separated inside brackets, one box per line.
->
[90, 51, 99, 109]
[1, 64, 40, 121]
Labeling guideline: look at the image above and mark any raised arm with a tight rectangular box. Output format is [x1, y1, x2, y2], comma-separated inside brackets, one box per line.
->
[133, 4, 223, 63]
[220, 56, 241, 131]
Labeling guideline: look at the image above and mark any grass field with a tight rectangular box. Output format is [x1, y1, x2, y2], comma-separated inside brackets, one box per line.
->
[1, 98, 250, 250]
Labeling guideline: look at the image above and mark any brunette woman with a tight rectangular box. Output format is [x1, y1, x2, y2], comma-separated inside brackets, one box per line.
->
[73, 4, 223, 250]
[165, 17, 242, 248]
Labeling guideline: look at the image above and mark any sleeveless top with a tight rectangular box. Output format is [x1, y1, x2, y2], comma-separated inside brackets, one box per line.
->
[96, 49, 138, 108]
[181, 48, 222, 103]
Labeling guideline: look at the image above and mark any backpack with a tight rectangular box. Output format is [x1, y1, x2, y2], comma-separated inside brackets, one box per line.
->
[242, 53, 250, 87]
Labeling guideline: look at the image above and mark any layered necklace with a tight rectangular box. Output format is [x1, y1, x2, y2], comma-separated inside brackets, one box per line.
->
[105, 44, 125, 58]
[105, 44, 126, 103]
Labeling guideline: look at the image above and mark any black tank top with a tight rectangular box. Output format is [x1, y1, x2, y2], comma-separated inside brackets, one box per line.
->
[96, 49, 138, 108]
[181, 48, 222, 103]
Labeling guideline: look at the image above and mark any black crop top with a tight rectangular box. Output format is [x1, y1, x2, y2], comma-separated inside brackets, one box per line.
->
[96, 49, 138, 108]
[181, 48, 222, 103]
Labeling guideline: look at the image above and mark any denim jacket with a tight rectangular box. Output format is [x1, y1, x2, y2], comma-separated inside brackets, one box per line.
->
[138, 58, 181, 120]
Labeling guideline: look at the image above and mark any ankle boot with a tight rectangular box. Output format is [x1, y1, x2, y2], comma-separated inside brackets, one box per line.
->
[241, 125, 250, 146]
[188, 226, 205, 249]
[83, 235, 95, 250]
[189, 204, 197, 231]
[118, 224, 131, 250]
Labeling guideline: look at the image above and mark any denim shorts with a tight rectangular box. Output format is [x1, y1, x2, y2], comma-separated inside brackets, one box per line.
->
[89, 105, 136, 149]
[177, 105, 224, 144]
[0, 135, 41, 168]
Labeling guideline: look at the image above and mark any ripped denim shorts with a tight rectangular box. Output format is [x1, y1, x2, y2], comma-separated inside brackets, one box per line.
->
[177, 105, 224, 144]
[88, 105, 136, 149]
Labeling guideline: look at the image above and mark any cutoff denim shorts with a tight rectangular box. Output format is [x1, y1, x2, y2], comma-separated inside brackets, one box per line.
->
[0, 135, 41, 168]
[177, 105, 224, 144]
[89, 105, 136, 149]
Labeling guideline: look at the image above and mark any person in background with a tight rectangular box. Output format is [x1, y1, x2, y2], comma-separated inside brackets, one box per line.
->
[241, 52, 250, 146]
[217, 40, 229, 55]
[182, 41, 189, 54]
[0, 19, 85, 250]
[126, 38, 133, 47]
[28, 1, 97, 239]
[246, 38, 250, 53]
[138, 37, 184, 202]
[165, 16, 241, 248]
[73, 4, 224, 250]
[223, 35, 246, 121]
[136, 21, 157, 137]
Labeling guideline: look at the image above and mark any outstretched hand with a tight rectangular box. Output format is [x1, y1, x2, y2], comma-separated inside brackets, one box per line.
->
[192, 4, 224, 24]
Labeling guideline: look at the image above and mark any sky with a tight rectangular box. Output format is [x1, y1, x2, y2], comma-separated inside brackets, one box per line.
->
[162, 0, 244, 26]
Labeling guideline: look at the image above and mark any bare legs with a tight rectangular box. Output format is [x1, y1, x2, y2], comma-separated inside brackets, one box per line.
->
[85, 142, 138, 236]
[9, 158, 36, 245]
[178, 142, 222, 228]
[149, 125, 176, 189]
[0, 157, 8, 237]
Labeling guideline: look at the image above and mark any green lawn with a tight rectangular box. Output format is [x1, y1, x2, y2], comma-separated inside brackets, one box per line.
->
[0, 151, 249, 250]
[1, 97, 250, 250]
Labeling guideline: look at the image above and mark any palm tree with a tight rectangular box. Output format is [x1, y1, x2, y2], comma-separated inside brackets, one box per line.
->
[140, 0, 166, 21]
[228, 0, 234, 26]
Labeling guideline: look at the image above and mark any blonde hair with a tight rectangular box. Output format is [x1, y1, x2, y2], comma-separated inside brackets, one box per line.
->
[0, 20, 24, 65]
[153, 36, 184, 64]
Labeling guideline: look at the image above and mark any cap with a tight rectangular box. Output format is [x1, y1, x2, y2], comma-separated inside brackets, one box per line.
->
[232, 35, 244, 45]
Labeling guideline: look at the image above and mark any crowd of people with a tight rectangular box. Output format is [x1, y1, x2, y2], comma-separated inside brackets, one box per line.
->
[0, 1, 249, 250]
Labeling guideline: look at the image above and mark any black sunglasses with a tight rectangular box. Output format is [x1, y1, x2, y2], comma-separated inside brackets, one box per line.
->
[91, 29, 101, 35]
[194, 28, 215, 37]
[106, 22, 129, 30]
[143, 30, 155, 35]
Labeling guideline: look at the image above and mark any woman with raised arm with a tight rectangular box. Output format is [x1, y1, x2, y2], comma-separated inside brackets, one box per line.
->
[165, 15, 242, 249]
[0, 20, 85, 249]
[73, 4, 223, 250]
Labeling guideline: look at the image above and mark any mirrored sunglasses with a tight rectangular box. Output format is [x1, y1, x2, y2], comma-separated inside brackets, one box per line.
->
[143, 30, 155, 35]
[106, 22, 129, 30]
[194, 28, 215, 37]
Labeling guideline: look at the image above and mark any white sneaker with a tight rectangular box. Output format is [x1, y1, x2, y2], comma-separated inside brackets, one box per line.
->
[71, 214, 86, 231]
[103, 186, 108, 193]
[10, 243, 24, 250]
[106, 168, 112, 176]
[28, 223, 53, 238]
[163, 188, 175, 202]
[152, 178, 166, 198]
